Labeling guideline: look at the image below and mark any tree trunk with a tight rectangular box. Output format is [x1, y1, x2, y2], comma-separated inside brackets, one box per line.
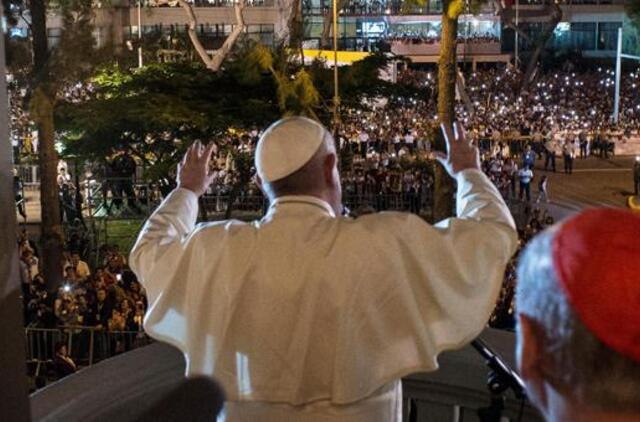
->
[31, 0, 64, 292]
[33, 88, 64, 292]
[275, 0, 302, 49]
[30, 0, 48, 72]
[320, 0, 347, 49]
[178, 0, 245, 72]
[434, 0, 461, 222]
[520, 2, 562, 92]
[289, 0, 305, 61]
[491, 0, 531, 58]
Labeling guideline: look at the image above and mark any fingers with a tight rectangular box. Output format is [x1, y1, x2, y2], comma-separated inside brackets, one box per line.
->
[181, 143, 194, 166]
[432, 151, 447, 164]
[203, 142, 216, 169]
[198, 141, 205, 158]
[440, 123, 454, 152]
[454, 121, 466, 143]
[205, 172, 215, 188]
[188, 141, 200, 162]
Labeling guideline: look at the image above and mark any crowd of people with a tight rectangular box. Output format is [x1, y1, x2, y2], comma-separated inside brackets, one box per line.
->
[385, 32, 500, 45]
[17, 65, 640, 382]
[490, 206, 556, 329]
[20, 232, 148, 352]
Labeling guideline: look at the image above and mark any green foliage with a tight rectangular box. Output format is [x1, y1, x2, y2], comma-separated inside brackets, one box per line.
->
[628, 1, 640, 30]
[233, 41, 322, 118]
[307, 53, 395, 120]
[231, 150, 254, 186]
[55, 38, 392, 181]
[623, 16, 640, 56]
[468, 0, 485, 15]
[56, 61, 280, 180]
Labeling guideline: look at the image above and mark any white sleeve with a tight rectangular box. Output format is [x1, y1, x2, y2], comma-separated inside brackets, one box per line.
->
[128, 188, 200, 349]
[397, 169, 518, 352]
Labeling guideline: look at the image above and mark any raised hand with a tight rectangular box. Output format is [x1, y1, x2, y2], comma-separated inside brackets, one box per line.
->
[434, 121, 480, 177]
[177, 141, 216, 197]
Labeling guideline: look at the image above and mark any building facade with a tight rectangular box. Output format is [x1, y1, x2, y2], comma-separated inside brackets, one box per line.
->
[12, 0, 636, 64]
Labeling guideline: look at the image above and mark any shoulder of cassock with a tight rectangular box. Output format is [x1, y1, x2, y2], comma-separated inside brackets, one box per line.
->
[141, 205, 515, 405]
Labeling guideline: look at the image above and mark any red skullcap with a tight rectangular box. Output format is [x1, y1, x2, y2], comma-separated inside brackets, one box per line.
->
[552, 208, 640, 363]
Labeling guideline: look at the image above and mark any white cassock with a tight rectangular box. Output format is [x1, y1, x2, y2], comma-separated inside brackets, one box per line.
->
[129, 169, 518, 421]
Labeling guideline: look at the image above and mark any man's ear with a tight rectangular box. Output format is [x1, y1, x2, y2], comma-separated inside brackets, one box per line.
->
[254, 174, 266, 196]
[517, 313, 548, 408]
[324, 153, 337, 186]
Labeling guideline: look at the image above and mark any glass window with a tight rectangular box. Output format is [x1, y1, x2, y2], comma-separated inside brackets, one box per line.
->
[598, 21, 622, 51]
[47, 28, 62, 47]
[428, 0, 442, 13]
[570, 22, 596, 50]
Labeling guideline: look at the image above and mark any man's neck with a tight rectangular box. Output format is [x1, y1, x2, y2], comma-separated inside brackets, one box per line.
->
[546, 387, 640, 422]
[271, 193, 337, 217]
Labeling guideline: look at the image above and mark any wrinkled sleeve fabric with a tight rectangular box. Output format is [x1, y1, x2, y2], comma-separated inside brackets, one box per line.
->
[338, 169, 518, 400]
[426, 168, 519, 346]
[129, 188, 200, 352]
[410, 168, 518, 348]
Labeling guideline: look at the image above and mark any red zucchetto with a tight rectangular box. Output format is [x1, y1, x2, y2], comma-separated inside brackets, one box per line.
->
[552, 208, 640, 362]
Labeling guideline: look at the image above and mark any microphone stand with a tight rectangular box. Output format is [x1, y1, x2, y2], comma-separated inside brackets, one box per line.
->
[471, 337, 527, 422]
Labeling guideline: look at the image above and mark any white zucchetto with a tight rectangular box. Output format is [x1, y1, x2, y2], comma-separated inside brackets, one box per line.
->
[255, 117, 331, 183]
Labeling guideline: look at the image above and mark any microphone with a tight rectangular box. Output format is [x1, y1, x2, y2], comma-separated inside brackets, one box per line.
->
[471, 337, 526, 400]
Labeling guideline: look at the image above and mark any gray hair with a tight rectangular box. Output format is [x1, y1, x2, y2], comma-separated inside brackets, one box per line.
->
[516, 229, 640, 412]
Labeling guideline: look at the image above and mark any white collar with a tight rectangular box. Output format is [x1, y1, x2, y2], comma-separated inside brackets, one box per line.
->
[270, 195, 336, 218]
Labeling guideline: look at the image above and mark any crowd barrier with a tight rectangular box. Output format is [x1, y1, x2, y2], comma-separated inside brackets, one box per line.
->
[391, 42, 501, 57]
[198, 192, 433, 217]
[84, 186, 434, 219]
[25, 326, 152, 373]
[143, 0, 274, 7]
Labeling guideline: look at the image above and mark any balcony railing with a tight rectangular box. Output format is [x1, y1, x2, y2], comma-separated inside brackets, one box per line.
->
[140, 0, 275, 7]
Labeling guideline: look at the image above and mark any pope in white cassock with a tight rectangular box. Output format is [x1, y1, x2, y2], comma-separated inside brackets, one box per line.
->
[130, 117, 518, 421]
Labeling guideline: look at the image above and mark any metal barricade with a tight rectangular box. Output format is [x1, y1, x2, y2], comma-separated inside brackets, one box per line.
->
[25, 328, 65, 363]
[85, 177, 158, 220]
[25, 326, 152, 368]
[200, 194, 266, 216]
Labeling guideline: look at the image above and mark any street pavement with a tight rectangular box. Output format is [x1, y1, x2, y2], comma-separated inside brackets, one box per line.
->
[529, 155, 637, 221]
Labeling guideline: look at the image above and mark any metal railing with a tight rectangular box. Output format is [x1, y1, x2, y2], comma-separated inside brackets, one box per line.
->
[84, 177, 158, 218]
[142, 0, 275, 7]
[199, 192, 434, 216]
[25, 326, 152, 369]
[15, 164, 40, 186]
[84, 181, 434, 220]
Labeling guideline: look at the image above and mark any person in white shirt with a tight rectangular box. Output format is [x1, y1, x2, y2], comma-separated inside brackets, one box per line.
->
[536, 175, 549, 203]
[404, 131, 415, 152]
[71, 252, 91, 282]
[562, 140, 576, 174]
[130, 117, 517, 421]
[518, 166, 534, 202]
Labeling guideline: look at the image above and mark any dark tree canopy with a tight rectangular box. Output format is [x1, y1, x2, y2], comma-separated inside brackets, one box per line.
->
[56, 45, 395, 181]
